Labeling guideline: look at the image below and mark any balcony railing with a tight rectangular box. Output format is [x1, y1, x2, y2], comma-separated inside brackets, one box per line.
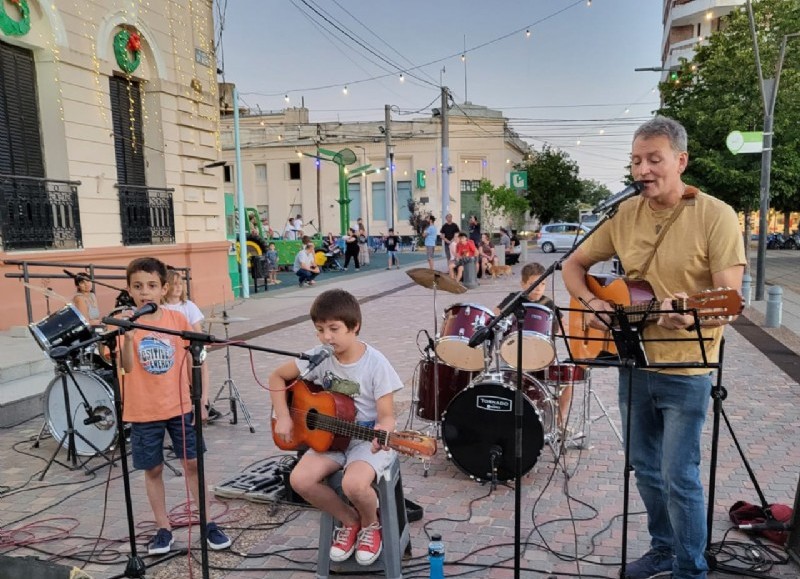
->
[117, 184, 175, 246]
[0, 174, 83, 251]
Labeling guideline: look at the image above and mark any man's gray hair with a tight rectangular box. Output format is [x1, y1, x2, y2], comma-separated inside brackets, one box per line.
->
[633, 116, 688, 153]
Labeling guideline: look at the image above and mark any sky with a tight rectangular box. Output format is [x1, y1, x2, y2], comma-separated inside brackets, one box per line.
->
[217, 0, 665, 192]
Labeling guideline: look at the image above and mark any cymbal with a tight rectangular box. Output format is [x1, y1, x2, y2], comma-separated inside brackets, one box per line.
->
[21, 281, 69, 303]
[205, 315, 250, 324]
[406, 268, 467, 294]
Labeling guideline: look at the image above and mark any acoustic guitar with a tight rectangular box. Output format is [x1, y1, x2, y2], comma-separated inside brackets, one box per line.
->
[567, 274, 744, 360]
[271, 380, 437, 459]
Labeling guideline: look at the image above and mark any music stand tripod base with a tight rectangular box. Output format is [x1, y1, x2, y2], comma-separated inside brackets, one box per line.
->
[212, 320, 255, 433]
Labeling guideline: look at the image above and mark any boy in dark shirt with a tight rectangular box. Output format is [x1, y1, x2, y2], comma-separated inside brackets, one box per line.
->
[384, 228, 400, 269]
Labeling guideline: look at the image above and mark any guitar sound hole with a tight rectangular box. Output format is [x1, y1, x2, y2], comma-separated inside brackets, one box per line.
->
[306, 408, 319, 430]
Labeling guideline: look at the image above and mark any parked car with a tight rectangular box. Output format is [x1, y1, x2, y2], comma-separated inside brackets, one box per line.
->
[535, 222, 591, 253]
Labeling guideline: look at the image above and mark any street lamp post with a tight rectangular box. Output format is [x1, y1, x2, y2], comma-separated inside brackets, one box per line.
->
[747, 0, 800, 300]
[388, 145, 395, 230]
[355, 145, 369, 237]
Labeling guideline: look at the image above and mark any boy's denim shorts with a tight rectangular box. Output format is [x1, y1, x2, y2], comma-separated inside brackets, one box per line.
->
[130, 412, 206, 470]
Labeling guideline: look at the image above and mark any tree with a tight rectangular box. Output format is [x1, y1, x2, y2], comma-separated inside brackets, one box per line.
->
[579, 179, 612, 212]
[520, 144, 583, 224]
[476, 179, 530, 230]
[658, 0, 800, 221]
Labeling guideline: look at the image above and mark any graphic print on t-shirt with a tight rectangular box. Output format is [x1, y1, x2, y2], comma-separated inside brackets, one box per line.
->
[321, 370, 360, 397]
[138, 334, 175, 375]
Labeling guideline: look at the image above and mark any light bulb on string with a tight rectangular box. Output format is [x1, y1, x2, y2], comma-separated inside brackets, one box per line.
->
[461, 53, 465, 62]
[399, 73, 404, 83]
[342, 85, 348, 95]
[284, 94, 290, 103]
[586, 0, 591, 6]
[525, 29, 531, 38]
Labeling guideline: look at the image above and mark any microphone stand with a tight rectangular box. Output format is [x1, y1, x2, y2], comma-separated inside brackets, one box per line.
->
[467, 210, 618, 578]
[102, 315, 314, 579]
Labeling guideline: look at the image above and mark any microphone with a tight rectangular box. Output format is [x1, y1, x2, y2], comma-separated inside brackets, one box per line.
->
[84, 412, 104, 426]
[299, 345, 334, 379]
[592, 181, 645, 215]
[737, 520, 791, 531]
[129, 302, 158, 321]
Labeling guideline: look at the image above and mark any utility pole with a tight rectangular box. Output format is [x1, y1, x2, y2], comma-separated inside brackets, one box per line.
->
[384, 105, 394, 230]
[441, 86, 450, 218]
[746, 0, 800, 300]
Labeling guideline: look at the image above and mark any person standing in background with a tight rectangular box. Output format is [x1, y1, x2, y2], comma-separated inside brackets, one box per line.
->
[439, 213, 460, 263]
[424, 216, 438, 270]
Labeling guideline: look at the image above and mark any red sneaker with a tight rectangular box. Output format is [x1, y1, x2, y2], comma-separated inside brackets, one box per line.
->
[330, 522, 360, 562]
[355, 522, 382, 566]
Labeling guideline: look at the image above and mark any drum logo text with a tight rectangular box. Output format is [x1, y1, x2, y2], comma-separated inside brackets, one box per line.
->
[475, 396, 512, 412]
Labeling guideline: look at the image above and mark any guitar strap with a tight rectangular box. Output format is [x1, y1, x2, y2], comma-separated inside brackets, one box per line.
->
[639, 186, 698, 278]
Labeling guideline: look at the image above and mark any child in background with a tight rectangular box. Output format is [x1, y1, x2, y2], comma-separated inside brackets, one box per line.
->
[162, 269, 220, 421]
[266, 242, 280, 285]
[384, 228, 400, 269]
[495, 262, 571, 429]
[120, 257, 231, 555]
[269, 289, 403, 566]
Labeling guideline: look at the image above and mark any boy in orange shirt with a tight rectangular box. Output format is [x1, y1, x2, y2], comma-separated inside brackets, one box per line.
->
[119, 257, 231, 555]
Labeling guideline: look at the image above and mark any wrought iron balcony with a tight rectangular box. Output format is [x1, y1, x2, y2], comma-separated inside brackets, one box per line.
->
[0, 174, 83, 251]
[117, 184, 175, 246]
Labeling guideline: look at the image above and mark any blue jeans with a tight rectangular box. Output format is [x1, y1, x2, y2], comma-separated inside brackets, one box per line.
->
[296, 269, 317, 284]
[619, 368, 711, 579]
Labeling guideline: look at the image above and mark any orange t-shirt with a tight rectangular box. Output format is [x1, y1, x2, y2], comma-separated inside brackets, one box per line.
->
[119, 309, 193, 422]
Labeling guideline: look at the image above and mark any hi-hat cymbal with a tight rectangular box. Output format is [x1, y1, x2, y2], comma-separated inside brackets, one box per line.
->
[406, 268, 467, 294]
[21, 281, 69, 303]
[205, 315, 250, 324]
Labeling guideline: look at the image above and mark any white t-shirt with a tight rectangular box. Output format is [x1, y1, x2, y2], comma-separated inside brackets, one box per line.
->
[162, 300, 204, 326]
[296, 343, 403, 424]
[293, 249, 315, 273]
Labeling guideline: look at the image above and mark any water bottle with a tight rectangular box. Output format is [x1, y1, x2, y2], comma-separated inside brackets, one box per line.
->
[428, 533, 444, 578]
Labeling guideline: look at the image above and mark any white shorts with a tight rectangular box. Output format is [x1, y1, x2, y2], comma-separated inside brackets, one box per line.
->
[310, 439, 395, 477]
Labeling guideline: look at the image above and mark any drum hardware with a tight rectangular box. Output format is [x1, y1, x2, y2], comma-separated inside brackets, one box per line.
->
[406, 268, 465, 477]
[34, 350, 117, 479]
[21, 281, 69, 316]
[210, 310, 256, 432]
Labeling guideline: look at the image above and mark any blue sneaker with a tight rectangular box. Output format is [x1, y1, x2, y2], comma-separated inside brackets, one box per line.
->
[147, 528, 174, 555]
[206, 522, 232, 550]
[625, 549, 674, 579]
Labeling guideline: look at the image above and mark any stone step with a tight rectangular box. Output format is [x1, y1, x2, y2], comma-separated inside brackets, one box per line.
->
[0, 333, 54, 384]
[0, 370, 52, 428]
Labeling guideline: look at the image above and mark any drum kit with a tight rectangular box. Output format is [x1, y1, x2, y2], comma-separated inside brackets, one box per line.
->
[406, 268, 594, 484]
[29, 304, 119, 476]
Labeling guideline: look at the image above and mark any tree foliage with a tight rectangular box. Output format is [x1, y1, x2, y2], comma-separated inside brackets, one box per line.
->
[520, 144, 583, 224]
[658, 0, 800, 214]
[476, 179, 530, 230]
[579, 179, 612, 209]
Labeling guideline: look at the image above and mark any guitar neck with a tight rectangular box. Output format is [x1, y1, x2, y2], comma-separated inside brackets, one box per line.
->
[311, 412, 388, 446]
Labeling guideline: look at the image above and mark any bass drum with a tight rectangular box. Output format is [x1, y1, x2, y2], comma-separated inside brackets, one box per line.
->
[44, 370, 117, 456]
[442, 373, 552, 482]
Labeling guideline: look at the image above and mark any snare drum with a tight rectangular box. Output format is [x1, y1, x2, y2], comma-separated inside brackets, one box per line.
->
[415, 359, 475, 421]
[498, 303, 555, 371]
[29, 305, 93, 356]
[442, 371, 553, 482]
[44, 369, 117, 455]
[436, 303, 494, 371]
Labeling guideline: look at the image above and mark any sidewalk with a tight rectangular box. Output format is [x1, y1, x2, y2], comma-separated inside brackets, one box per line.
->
[0, 249, 798, 579]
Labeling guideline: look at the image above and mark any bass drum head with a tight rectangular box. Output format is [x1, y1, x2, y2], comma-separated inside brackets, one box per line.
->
[44, 370, 117, 456]
[442, 379, 544, 482]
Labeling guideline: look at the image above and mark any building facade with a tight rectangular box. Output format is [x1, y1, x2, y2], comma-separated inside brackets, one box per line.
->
[662, 0, 745, 76]
[218, 98, 530, 239]
[0, 0, 231, 331]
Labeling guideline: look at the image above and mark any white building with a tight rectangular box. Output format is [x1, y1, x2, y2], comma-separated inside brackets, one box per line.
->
[0, 0, 230, 331]
[218, 96, 531, 238]
[662, 0, 745, 77]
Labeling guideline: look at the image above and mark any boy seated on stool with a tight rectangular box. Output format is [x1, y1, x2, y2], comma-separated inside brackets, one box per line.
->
[269, 289, 404, 565]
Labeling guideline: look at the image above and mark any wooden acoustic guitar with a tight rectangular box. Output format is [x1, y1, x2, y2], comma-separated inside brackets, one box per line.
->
[567, 274, 744, 360]
[271, 380, 437, 459]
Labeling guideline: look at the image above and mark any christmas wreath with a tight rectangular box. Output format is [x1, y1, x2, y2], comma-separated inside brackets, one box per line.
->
[113, 29, 142, 74]
[0, 0, 31, 37]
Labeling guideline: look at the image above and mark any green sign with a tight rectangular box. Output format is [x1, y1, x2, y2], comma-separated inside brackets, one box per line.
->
[726, 131, 763, 155]
[416, 169, 426, 189]
[510, 171, 527, 190]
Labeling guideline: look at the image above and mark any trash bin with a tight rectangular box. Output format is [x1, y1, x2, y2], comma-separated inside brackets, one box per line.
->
[462, 257, 479, 289]
[250, 255, 268, 293]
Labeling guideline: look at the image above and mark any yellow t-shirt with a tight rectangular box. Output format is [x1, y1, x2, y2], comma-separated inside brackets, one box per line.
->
[580, 190, 745, 374]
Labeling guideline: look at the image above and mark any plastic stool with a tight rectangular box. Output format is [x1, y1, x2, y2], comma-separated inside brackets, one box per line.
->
[316, 456, 410, 579]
